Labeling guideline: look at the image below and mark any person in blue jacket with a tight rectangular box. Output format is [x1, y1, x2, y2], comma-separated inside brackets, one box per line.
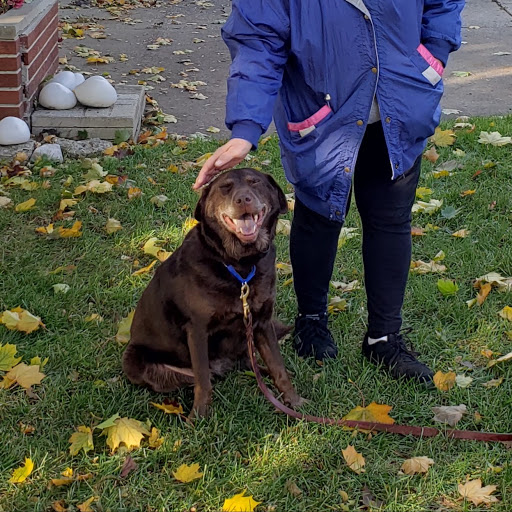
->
[194, 0, 465, 384]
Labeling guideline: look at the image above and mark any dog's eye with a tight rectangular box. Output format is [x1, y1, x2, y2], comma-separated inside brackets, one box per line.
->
[247, 179, 261, 186]
[219, 182, 233, 193]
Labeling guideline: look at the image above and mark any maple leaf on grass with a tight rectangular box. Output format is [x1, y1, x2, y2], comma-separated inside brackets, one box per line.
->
[69, 426, 94, 455]
[115, 311, 135, 344]
[342, 445, 365, 474]
[343, 402, 395, 426]
[458, 478, 499, 505]
[433, 370, 456, 392]
[400, 456, 434, 475]
[498, 306, 512, 321]
[148, 427, 164, 449]
[0, 307, 44, 333]
[15, 197, 36, 212]
[100, 417, 150, 453]
[172, 463, 203, 483]
[2, 363, 45, 389]
[9, 457, 34, 483]
[0, 343, 22, 371]
[432, 404, 467, 427]
[430, 127, 456, 147]
[222, 491, 261, 512]
[120, 455, 138, 478]
[151, 400, 184, 414]
[77, 496, 97, 512]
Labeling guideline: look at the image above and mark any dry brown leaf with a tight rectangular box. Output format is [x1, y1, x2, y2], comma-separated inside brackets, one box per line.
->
[458, 478, 498, 505]
[423, 146, 440, 162]
[400, 456, 434, 475]
[432, 404, 467, 427]
[342, 445, 365, 474]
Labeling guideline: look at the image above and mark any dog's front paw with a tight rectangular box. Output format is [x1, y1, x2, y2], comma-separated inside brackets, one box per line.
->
[284, 393, 308, 410]
[188, 402, 211, 421]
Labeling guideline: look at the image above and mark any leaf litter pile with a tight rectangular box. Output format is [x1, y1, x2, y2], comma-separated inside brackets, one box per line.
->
[1, 117, 512, 510]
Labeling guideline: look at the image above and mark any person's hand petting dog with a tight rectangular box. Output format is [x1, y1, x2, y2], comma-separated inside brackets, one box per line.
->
[193, 138, 252, 189]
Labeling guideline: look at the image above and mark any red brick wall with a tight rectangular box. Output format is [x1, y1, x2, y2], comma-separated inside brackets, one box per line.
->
[0, 1, 59, 121]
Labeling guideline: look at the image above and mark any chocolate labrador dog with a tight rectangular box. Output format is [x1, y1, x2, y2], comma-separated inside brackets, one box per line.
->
[122, 168, 304, 417]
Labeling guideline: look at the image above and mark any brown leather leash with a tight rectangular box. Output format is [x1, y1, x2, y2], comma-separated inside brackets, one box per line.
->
[240, 284, 512, 443]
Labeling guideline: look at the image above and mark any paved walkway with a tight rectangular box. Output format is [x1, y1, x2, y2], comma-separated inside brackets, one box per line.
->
[58, 0, 512, 138]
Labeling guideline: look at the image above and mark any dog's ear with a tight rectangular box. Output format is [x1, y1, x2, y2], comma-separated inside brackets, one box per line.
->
[194, 186, 210, 222]
[265, 174, 288, 214]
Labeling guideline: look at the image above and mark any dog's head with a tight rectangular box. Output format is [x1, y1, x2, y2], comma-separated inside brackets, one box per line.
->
[194, 168, 288, 259]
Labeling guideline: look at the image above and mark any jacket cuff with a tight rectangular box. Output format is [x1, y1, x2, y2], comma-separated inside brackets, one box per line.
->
[422, 38, 454, 67]
[230, 121, 264, 150]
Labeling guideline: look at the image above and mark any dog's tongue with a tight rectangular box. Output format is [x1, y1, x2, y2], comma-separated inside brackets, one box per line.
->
[233, 214, 257, 235]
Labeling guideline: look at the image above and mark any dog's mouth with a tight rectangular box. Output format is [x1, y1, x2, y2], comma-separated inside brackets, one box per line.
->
[222, 206, 267, 243]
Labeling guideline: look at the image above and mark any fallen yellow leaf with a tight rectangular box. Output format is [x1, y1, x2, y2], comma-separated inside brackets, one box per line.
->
[222, 491, 261, 512]
[400, 456, 434, 475]
[148, 427, 164, 449]
[116, 311, 135, 344]
[172, 463, 203, 483]
[430, 127, 456, 147]
[1, 363, 45, 389]
[77, 496, 97, 512]
[343, 402, 395, 425]
[0, 343, 22, 371]
[452, 229, 470, 238]
[342, 445, 365, 474]
[132, 260, 157, 276]
[460, 189, 476, 197]
[433, 370, 456, 392]
[476, 282, 492, 305]
[182, 217, 198, 234]
[69, 426, 94, 456]
[58, 221, 83, 238]
[101, 417, 150, 453]
[128, 187, 142, 200]
[15, 198, 36, 212]
[9, 457, 34, 483]
[105, 218, 122, 234]
[498, 306, 512, 321]
[458, 478, 498, 506]
[151, 401, 184, 414]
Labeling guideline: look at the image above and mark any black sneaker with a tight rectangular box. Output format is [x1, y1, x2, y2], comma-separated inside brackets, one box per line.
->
[294, 313, 338, 360]
[362, 331, 434, 384]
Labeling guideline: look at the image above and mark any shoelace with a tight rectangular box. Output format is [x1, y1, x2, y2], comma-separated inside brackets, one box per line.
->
[386, 331, 423, 366]
[297, 317, 329, 339]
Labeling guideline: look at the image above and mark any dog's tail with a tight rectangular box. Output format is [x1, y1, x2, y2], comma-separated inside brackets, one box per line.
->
[122, 345, 194, 393]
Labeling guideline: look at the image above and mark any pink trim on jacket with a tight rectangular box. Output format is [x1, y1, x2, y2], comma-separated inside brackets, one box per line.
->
[417, 44, 444, 76]
[287, 105, 332, 132]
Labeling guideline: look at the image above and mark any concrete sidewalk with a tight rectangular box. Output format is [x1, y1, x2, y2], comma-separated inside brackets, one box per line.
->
[58, 0, 512, 138]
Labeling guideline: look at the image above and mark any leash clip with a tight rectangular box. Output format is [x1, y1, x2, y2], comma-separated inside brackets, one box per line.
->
[240, 283, 250, 320]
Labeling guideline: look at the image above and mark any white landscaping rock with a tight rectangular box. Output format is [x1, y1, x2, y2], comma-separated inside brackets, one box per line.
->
[74, 77, 117, 108]
[0, 117, 31, 145]
[30, 144, 64, 163]
[39, 82, 77, 110]
[51, 71, 77, 90]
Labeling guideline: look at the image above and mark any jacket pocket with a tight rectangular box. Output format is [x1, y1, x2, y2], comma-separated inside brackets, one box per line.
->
[287, 104, 333, 138]
[410, 44, 444, 86]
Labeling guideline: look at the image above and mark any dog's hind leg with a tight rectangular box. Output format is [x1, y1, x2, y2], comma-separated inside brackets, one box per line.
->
[122, 345, 194, 392]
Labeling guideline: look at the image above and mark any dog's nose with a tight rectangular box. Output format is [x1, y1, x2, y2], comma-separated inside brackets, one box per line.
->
[234, 192, 253, 205]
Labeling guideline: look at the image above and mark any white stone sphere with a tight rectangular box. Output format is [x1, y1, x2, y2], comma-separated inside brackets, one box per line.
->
[74, 77, 117, 108]
[0, 116, 31, 145]
[73, 73, 85, 88]
[51, 71, 77, 90]
[38, 82, 77, 109]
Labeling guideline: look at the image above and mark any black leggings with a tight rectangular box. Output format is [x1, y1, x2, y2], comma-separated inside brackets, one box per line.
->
[289, 122, 421, 338]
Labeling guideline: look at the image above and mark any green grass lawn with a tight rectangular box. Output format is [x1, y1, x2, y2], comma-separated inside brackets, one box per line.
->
[1, 116, 511, 512]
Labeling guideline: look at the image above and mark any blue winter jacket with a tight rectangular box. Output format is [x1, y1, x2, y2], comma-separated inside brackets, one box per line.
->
[222, 0, 465, 220]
